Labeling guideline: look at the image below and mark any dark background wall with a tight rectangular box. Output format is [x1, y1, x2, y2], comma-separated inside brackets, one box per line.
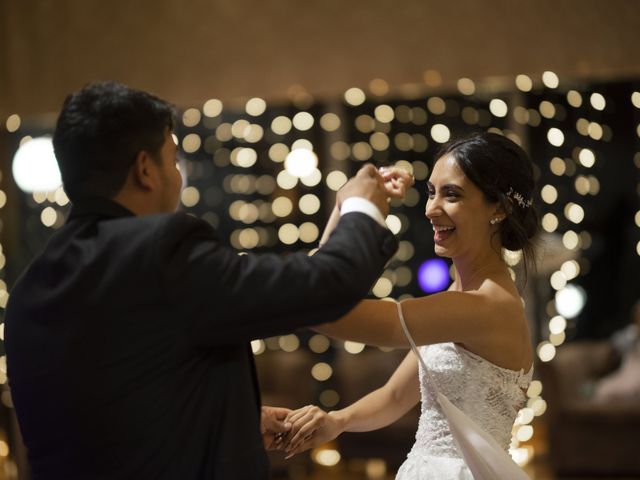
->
[2, 0, 640, 118]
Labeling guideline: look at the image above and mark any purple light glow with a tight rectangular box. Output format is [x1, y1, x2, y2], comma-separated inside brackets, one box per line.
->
[418, 259, 450, 293]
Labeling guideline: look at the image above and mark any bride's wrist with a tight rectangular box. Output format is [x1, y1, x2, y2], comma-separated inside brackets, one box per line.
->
[328, 410, 348, 434]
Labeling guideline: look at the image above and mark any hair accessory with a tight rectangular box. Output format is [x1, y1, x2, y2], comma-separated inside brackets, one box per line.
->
[506, 187, 532, 209]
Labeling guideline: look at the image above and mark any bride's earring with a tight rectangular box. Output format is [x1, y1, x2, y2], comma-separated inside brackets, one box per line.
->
[490, 217, 504, 225]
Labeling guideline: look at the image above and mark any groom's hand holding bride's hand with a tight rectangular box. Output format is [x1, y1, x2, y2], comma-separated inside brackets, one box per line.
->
[281, 405, 344, 459]
[261, 406, 293, 451]
[379, 165, 414, 200]
[337, 164, 415, 217]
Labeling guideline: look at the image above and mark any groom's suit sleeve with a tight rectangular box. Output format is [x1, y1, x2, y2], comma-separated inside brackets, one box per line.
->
[156, 210, 397, 346]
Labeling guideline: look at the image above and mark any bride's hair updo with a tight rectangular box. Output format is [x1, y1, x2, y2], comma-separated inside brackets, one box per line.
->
[436, 132, 540, 276]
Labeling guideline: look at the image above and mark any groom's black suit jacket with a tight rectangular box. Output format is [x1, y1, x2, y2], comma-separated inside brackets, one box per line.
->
[5, 197, 397, 479]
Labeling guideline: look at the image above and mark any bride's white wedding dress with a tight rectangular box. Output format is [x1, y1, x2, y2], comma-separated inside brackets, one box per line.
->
[396, 342, 533, 479]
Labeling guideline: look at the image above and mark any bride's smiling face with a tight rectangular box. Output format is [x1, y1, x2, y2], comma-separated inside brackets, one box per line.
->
[425, 154, 500, 259]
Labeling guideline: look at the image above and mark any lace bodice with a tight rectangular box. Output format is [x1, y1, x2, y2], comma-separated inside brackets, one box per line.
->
[397, 342, 533, 479]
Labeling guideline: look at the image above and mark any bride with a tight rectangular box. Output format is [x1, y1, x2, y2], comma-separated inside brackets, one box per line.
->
[279, 132, 539, 479]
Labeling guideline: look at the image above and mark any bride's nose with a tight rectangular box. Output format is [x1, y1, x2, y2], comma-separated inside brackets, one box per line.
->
[425, 197, 441, 220]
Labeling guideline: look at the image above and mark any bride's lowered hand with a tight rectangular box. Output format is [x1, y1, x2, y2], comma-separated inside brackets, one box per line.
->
[282, 405, 344, 459]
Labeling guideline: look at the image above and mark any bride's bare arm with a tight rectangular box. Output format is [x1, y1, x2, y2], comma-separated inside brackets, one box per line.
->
[283, 351, 419, 456]
[314, 286, 517, 350]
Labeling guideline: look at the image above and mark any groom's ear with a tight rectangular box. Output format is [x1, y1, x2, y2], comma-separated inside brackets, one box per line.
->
[130, 151, 159, 191]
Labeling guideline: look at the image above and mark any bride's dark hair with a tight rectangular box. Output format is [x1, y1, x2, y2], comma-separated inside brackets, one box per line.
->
[436, 131, 540, 280]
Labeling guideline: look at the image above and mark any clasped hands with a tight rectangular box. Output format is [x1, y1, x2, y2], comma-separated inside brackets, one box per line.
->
[337, 163, 415, 216]
[261, 405, 340, 458]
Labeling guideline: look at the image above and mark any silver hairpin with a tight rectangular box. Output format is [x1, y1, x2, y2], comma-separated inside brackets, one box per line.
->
[506, 187, 532, 208]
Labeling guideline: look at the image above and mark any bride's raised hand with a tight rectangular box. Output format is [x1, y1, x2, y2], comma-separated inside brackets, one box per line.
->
[283, 405, 344, 459]
[379, 166, 414, 199]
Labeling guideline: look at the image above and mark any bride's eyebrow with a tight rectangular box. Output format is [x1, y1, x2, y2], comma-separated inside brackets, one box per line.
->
[427, 181, 464, 191]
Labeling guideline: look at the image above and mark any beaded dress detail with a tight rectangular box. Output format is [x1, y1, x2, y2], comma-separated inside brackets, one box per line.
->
[396, 343, 533, 479]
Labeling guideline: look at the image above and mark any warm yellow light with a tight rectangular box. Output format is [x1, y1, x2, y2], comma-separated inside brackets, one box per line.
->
[271, 116, 292, 135]
[374, 105, 394, 123]
[430, 124, 450, 143]
[560, 260, 580, 280]
[299, 194, 321, 215]
[272, 197, 293, 217]
[326, 170, 348, 191]
[539, 101, 555, 119]
[516, 425, 534, 442]
[542, 71, 559, 89]
[311, 362, 333, 381]
[245, 97, 267, 116]
[203, 99, 223, 117]
[320, 113, 341, 131]
[215, 123, 232, 142]
[541, 213, 558, 232]
[352, 142, 373, 161]
[549, 331, 566, 346]
[344, 341, 366, 354]
[182, 108, 201, 127]
[182, 133, 201, 153]
[562, 230, 580, 250]
[515, 75, 533, 92]
[238, 229, 259, 249]
[549, 315, 567, 334]
[231, 119, 251, 139]
[489, 99, 508, 118]
[565, 203, 585, 224]
[515, 408, 535, 425]
[537, 342, 556, 362]
[590, 93, 606, 111]
[300, 169, 322, 187]
[344, 87, 366, 106]
[549, 157, 566, 176]
[369, 78, 389, 96]
[313, 448, 341, 466]
[278, 223, 299, 245]
[285, 149, 317, 178]
[527, 380, 542, 398]
[309, 334, 330, 353]
[578, 148, 595, 168]
[574, 175, 590, 195]
[355, 114, 375, 133]
[279, 334, 300, 352]
[330, 141, 350, 161]
[567, 90, 582, 108]
[299, 222, 319, 243]
[292, 112, 314, 131]
[427, 97, 446, 115]
[385, 215, 402, 234]
[181, 186, 200, 207]
[588, 122, 603, 140]
[251, 339, 265, 355]
[5, 114, 21, 132]
[575, 118, 589, 136]
[530, 397, 547, 416]
[541, 184, 558, 204]
[547, 128, 564, 147]
[41, 207, 57, 227]
[550, 271, 567, 290]
[235, 148, 257, 168]
[373, 278, 393, 298]
[269, 143, 289, 163]
[319, 390, 340, 408]
[457, 78, 476, 95]
[632, 92, 640, 109]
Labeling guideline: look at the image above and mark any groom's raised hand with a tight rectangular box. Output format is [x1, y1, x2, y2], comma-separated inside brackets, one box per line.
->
[337, 164, 391, 216]
[261, 406, 292, 451]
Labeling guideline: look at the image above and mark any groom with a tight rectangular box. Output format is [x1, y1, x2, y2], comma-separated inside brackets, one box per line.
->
[5, 81, 409, 479]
